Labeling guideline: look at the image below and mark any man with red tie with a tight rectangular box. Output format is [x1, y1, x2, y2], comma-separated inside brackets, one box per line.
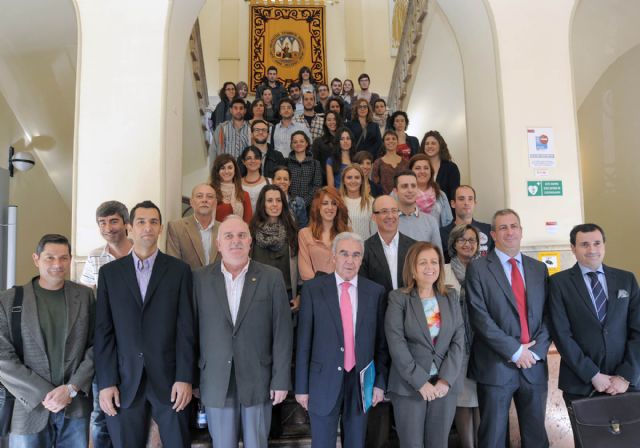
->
[295, 232, 388, 448]
[466, 209, 552, 448]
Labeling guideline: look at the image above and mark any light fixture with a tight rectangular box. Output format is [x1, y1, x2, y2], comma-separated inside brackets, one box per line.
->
[8, 146, 35, 177]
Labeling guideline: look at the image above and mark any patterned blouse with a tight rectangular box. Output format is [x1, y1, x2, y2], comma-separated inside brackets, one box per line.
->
[422, 296, 441, 375]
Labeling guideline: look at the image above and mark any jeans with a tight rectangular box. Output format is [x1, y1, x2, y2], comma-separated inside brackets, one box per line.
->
[91, 379, 112, 448]
[9, 412, 89, 448]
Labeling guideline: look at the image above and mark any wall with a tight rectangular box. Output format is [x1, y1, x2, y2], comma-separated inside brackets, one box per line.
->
[577, 45, 640, 276]
[198, 0, 395, 98]
[0, 93, 71, 285]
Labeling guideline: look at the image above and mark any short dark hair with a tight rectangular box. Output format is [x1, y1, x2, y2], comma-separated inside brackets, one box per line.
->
[353, 150, 373, 164]
[130, 200, 163, 224]
[278, 97, 296, 112]
[454, 184, 477, 200]
[393, 169, 417, 188]
[230, 98, 247, 109]
[288, 82, 301, 92]
[358, 73, 370, 82]
[250, 119, 269, 132]
[570, 223, 606, 246]
[330, 77, 342, 85]
[389, 110, 409, 129]
[267, 66, 277, 73]
[36, 234, 71, 256]
[95, 200, 129, 224]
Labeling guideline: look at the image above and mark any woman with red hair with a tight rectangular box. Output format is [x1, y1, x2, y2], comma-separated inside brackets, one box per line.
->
[297, 186, 350, 281]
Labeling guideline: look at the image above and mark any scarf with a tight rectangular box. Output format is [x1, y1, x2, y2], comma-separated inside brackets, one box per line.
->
[415, 187, 436, 214]
[255, 222, 286, 252]
[220, 183, 244, 217]
[450, 255, 474, 354]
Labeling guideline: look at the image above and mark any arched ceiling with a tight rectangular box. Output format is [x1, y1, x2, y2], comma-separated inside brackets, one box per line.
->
[572, 0, 640, 107]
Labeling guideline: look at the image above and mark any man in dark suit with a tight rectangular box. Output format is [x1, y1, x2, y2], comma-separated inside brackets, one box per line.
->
[296, 232, 388, 448]
[359, 194, 414, 448]
[466, 209, 551, 448]
[549, 223, 640, 446]
[193, 215, 292, 448]
[95, 201, 195, 448]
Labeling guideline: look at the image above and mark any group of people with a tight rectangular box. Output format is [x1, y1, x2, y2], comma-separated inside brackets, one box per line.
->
[0, 66, 637, 448]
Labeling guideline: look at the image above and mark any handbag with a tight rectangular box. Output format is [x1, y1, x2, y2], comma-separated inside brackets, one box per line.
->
[0, 286, 24, 436]
[571, 391, 640, 448]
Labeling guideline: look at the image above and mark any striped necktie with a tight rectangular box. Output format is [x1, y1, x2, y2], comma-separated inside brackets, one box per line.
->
[587, 272, 607, 322]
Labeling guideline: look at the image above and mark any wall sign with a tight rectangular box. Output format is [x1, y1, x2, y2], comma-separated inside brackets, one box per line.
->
[527, 180, 563, 197]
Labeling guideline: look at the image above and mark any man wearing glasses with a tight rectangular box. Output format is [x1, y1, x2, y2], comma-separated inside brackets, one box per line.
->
[296, 232, 388, 448]
[359, 195, 415, 447]
[237, 119, 284, 179]
[440, 185, 494, 262]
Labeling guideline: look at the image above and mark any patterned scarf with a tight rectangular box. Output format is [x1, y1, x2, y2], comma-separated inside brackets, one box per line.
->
[255, 222, 286, 252]
[415, 187, 436, 214]
[220, 183, 244, 217]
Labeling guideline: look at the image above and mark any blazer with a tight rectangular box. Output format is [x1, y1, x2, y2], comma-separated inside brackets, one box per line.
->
[193, 260, 292, 408]
[95, 251, 195, 408]
[359, 232, 416, 300]
[295, 274, 388, 416]
[0, 280, 94, 434]
[466, 251, 551, 386]
[385, 288, 464, 396]
[549, 263, 640, 396]
[435, 159, 460, 203]
[166, 216, 219, 270]
[347, 120, 383, 159]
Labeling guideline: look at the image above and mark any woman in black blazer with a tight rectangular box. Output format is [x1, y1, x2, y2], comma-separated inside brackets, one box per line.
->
[347, 98, 382, 159]
[420, 130, 460, 204]
[385, 241, 464, 448]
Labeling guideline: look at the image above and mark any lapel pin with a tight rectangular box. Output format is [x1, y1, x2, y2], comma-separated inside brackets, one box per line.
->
[252, 278, 256, 282]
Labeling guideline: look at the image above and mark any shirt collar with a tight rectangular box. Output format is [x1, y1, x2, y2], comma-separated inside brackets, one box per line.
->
[378, 231, 399, 249]
[131, 249, 159, 271]
[193, 215, 215, 231]
[399, 207, 419, 217]
[221, 259, 251, 279]
[335, 272, 358, 289]
[578, 263, 604, 276]
[103, 240, 133, 257]
[494, 247, 522, 266]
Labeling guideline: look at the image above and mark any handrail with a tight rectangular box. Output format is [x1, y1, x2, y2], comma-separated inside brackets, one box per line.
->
[387, 0, 428, 112]
[189, 19, 210, 155]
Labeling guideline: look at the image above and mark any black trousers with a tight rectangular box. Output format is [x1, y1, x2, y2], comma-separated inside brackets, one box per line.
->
[105, 372, 191, 448]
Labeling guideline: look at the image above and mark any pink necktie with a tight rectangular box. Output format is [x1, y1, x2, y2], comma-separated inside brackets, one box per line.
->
[340, 282, 356, 372]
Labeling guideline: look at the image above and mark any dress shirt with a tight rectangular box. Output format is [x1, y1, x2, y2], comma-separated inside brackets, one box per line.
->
[194, 215, 215, 265]
[493, 248, 539, 362]
[578, 263, 608, 310]
[221, 260, 250, 324]
[132, 249, 159, 300]
[335, 272, 358, 334]
[272, 120, 311, 157]
[378, 231, 400, 290]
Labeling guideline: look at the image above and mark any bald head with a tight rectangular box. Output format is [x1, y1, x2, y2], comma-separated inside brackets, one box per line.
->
[190, 183, 217, 220]
[372, 195, 400, 236]
[217, 215, 252, 268]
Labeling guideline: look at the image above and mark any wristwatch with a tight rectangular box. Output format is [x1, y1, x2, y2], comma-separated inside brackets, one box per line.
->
[66, 384, 78, 399]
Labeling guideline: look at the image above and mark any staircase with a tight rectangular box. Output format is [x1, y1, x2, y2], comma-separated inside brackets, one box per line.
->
[387, 0, 429, 112]
[189, 19, 210, 156]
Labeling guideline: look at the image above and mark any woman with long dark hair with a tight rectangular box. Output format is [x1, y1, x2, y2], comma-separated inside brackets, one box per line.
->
[210, 153, 252, 223]
[347, 98, 382, 159]
[298, 66, 315, 95]
[420, 130, 461, 203]
[240, 146, 270, 213]
[372, 130, 409, 195]
[272, 166, 308, 228]
[311, 111, 342, 181]
[211, 81, 236, 129]
[326, 127, 356, 188]
[250, 184, 300, 308]
[409, 154, 453, 227]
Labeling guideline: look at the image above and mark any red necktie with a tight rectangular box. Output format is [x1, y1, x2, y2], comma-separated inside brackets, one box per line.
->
[508, 258, 529, 343]
[340, 282, 356, 372]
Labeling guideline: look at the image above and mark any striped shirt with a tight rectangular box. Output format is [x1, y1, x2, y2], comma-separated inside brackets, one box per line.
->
[272, 120, 311, 158]
[209, 120, 251, 160]
[294, 113, 325, 142]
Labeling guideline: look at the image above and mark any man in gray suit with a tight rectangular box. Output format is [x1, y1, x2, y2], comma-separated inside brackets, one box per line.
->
[466, 209, 551, 448]
[193, 215, 292, 448]
[0, 234, 95, 447]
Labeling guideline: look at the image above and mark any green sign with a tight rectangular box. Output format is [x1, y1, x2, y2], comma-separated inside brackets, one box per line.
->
[527, 180, 563, 197]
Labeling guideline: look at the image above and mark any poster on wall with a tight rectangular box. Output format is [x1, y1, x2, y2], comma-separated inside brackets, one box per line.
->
[527, 127, 556, 168]
[248, 3, 327, 92]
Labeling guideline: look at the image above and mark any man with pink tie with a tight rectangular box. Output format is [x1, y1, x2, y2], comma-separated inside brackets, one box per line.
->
[295, 232, 388, 448]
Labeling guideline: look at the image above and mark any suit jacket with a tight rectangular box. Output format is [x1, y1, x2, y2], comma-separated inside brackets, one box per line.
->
[360, 232, 416, 301]
[295, 274, 388, 416]
[549, 263, 640, 395]
[0, 280, 94, 434]
[94, 251, 195, 408]
[385, 288, 464, 396]
[166, 215, 219, 270]
[466, 251, 551, 386]
[193, 260, 292, 408]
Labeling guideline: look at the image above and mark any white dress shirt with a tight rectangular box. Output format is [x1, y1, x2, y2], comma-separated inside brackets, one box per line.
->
[335, 272, 358, 335]
[194, 215, 215, 265]
[221, 260, 250, 324]
[378, 231, 400, 290]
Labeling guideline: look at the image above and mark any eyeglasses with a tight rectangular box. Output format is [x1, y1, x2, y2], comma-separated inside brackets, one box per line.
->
[252, 128, 269, 133]
[373, 208, 399, 216]
[456, 238, 478, 246]
[358, 105, 369, 110]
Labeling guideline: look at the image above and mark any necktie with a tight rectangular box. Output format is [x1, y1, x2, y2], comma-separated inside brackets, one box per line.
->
[587, 272, 607, 322]
[340, 282, 356, 372]
[508, 258, 529, 343]
[137, 258, 144, 271]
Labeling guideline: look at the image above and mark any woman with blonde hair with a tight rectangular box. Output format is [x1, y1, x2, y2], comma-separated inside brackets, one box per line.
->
[339, 164, 377, 240]
[297, 186, 350, 281]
